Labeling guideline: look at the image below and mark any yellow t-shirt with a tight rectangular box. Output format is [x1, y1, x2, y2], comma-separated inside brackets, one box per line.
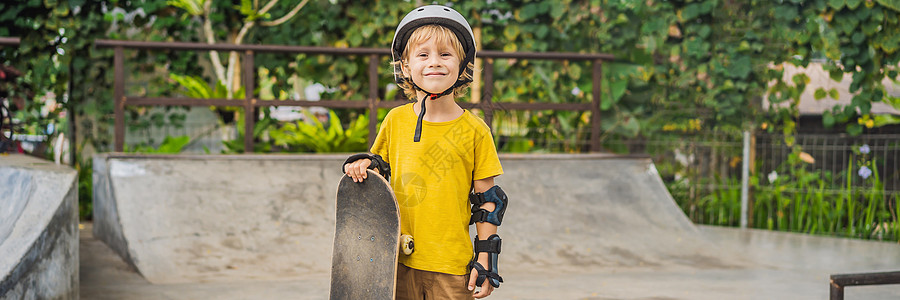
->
[370, 103, 503, 275]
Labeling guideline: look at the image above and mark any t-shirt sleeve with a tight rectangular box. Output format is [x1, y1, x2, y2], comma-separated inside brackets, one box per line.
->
[369, 112, 391, 164]
[472, 122, 503, 180]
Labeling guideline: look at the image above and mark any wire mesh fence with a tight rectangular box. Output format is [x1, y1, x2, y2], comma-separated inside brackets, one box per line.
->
[125, 120, 227, 154]
[599, 131, 899, 241]
[756, 134, 900, 192]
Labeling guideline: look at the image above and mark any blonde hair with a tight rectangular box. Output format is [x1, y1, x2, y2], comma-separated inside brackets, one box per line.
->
[393, 25, 475, 100]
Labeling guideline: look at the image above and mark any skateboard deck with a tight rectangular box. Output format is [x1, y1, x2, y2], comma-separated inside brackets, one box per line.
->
[330, 170, 400, 300]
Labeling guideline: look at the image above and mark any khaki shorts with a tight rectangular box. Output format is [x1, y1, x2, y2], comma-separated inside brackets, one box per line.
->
[396, 264, 474, 300]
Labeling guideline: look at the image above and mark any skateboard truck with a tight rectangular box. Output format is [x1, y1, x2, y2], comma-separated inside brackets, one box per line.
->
[400, 235, 415, 255]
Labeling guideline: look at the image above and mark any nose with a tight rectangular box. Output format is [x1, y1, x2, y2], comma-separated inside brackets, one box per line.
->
[426, 54, 441, 67]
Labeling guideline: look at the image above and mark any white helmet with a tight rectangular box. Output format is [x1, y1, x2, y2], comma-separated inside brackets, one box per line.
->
[391, 5, 476, 90]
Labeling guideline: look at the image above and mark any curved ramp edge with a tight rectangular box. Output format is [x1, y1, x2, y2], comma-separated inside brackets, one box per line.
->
[495, 157, 743, 271]
[0, 155, 79, 300]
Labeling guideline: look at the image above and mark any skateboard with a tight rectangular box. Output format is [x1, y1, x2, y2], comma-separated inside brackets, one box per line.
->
[331, 170, 413, 300]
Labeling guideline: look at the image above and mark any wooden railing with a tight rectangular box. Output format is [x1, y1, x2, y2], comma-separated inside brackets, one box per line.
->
[94, 39, 615, 153]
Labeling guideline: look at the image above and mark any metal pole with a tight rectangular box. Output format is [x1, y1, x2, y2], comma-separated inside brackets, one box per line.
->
[242, 51, 255, 153]
[830, 281, 844, 300]
[740, 130, 750, 229]
[590, 60, 603, 152]
[68, 50, 77, 165]
[829, 270, 900, 300]
[114, 47, 125, 152]
[367, 54, 378, 148]
[482, 58, 494, 129]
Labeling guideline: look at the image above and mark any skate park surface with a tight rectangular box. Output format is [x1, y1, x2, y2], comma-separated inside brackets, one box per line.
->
[80, 154, 900, 299]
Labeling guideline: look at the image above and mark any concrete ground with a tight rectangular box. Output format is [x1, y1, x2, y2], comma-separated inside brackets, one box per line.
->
[80, 223, 900, 300]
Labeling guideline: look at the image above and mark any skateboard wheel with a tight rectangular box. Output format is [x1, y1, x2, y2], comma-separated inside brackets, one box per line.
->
[400, 235, 414, 255]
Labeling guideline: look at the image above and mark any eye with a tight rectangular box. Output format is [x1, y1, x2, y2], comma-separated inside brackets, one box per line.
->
[441, 52, 452, 57]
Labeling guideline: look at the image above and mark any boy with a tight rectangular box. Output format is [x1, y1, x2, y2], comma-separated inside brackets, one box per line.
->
[343, 5, 508, 300]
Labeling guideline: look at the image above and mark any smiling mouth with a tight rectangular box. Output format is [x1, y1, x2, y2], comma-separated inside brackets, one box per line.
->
[424, 72, 446, 76]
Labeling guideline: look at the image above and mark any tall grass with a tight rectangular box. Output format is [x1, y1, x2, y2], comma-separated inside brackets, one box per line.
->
[668, 156, 900, 242]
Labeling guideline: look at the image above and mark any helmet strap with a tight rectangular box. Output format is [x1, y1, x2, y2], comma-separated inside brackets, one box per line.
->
[410, 78, 472, 142]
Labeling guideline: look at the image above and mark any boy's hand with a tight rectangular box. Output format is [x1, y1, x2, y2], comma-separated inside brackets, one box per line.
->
[344, 159, 374, 182]
[467, 261, 495, 298]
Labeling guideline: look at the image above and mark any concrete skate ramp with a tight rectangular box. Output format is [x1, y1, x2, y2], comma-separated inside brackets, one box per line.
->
[93, 154, 345, 284]
[496, 154, 739, 271]
[0, 155, 79, 300]
[93, 154, 736, 284]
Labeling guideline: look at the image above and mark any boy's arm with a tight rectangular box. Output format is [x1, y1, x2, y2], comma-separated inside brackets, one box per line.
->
[469, 176, 499, 298]
[343, 154, 390, 183]
[473, 177, 498, 237]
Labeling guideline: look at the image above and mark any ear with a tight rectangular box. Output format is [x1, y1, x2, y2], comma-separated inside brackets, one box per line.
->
[400, 61, 411, 78]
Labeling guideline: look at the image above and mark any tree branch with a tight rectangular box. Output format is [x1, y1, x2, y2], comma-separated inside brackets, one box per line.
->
[226, 47, 239, 97]
[202, 0, 227, 92]
[225, 0, 296, 96]
[260, 0, 310, 27]
[258, 0, 280, 15]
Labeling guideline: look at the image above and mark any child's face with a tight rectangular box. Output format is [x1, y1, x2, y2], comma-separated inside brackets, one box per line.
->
[402, 38, 461, 95]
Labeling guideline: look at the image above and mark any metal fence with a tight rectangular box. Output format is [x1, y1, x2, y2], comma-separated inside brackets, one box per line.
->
[604, 131, 900, 229]
[94, 39, 614, 153]
[757, 133, 900, 192]
[607, 132, 899, 189]
[126, 120, 227, 154]
[605, 132, 745, 212]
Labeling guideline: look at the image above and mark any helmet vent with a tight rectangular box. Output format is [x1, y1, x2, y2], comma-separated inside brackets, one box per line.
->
[417, 8, 424, 11]
[443, 8, 450, 11]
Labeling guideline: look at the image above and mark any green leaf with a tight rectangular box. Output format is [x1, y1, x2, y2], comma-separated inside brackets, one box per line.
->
[535, 25, 549, 39]
[727, 56, 752, 79]
[774, 6, 799, 20]
[609, 79, 628, 103]
[828, 88, 840, 100]
[622, 114, 640, 137]
[873, 114, 900, 126]
[792, 73, 811, 86]
[682, 3, 703, 20]
[823, 110, 836, 127]
[828, 0, 846, 9]
[550, 3, 565, 19]
[600, 82, 613, 111]
[829, 67, 845, 81]
[348, 32, 362, 46]
[846, 123, 863, 135]
[169, 73, 213, 98]
[156, 135, 191, 153]
[814, 88, 827, 100]
[167, 0, 204, 16]
[520, 3, 541, 20]
[884, 96, 900, 110]
[240, 0, 254, 16]
[873, 26, 900, 53]
[569, 64, 582, 80]
[504, 26, 519, 41]
[852, 32, 865, 45]
[877, 0, 900, 12]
